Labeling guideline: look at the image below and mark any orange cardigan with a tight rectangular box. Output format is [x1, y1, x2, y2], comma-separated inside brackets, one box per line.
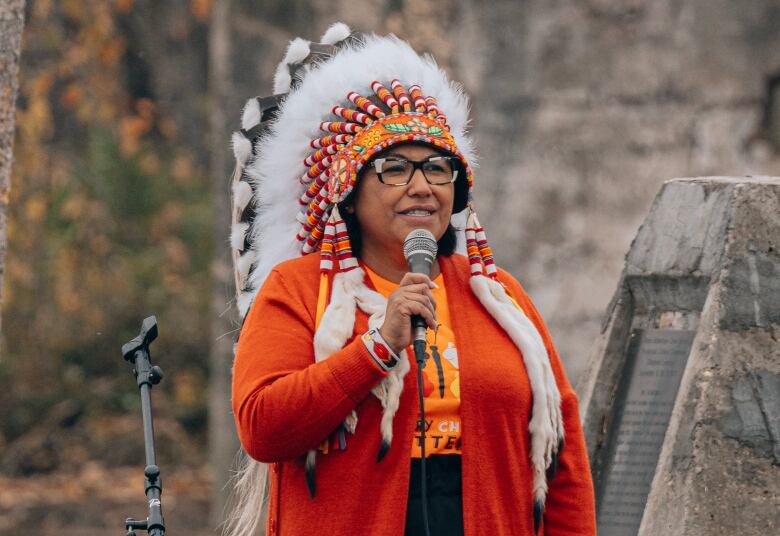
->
[232, 253, 596, 535]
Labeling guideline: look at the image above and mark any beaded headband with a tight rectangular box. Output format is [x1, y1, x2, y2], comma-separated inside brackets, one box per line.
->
[295, 80, 476, 279]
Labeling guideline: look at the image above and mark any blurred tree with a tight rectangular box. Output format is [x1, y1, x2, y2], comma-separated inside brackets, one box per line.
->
[0, 0, 26, 338]
[207, 0, 240, 529]
[3, 0, 211, 472]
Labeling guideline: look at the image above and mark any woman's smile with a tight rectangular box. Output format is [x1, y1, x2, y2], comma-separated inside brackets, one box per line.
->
[397, 204, 438, 224]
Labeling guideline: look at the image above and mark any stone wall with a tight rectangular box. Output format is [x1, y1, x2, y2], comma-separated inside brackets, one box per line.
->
[229, 0, 780, 382]
[454, 0, 780, 382]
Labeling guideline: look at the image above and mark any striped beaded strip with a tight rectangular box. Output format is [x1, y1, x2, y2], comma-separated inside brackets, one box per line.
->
[471, 212, 497, 277]
[299, 171, 329, 204]
[408, 85, 427, 112]
[303, 144, 340, 167]
[304, 206, 329, 253]
[311, 134, 352, 148]
[425, 96, 442, 120]
[332, 206, 358, 271]
[318, 215, 337, 272]
[391, 79, 412, 112]
[320, 121, 362, 134]
[370, 81, 400, 114]
[332, 106, 372, 125]
[465, 210, 484, 275]
[347, 91, 385, 118]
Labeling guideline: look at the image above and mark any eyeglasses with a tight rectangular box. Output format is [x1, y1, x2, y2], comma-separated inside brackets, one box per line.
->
[371, 156, 460, 186]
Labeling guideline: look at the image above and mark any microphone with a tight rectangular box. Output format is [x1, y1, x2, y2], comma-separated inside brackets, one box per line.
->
[404, 229, 437, 536]
[403, 229, 437, 536]
[403, 229, 438, 343]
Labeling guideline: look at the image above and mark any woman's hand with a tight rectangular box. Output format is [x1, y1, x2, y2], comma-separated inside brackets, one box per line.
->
[378, 273, 438, 354]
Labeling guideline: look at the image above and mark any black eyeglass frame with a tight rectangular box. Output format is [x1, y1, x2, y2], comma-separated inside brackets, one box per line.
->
[371, 155, 461, 186]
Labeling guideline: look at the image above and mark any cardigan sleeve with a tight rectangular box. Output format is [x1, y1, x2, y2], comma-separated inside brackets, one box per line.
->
[232, 267, 388, 463]
[497, 269, 597, 536]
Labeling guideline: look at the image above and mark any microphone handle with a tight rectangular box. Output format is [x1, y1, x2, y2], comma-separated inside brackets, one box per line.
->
[407, 253, 434, 343]
[412, 316, 427, 343]
[411, 314, 427, 329]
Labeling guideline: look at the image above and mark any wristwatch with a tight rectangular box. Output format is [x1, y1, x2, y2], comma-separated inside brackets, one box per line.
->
[362, 328, 401, 371]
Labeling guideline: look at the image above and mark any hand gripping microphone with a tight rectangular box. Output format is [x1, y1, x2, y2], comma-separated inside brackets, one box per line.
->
[403, 229, 438, 344]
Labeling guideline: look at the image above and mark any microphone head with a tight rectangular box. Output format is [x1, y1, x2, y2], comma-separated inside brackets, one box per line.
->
[404, 229, 438, 274]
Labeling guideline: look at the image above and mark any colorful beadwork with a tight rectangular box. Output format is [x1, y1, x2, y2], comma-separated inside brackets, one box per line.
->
[289, 80, 492, 276]
[465, 211, 497, 278]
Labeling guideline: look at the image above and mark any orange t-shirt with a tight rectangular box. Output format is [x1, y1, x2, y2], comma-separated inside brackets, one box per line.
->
[364, 265, 462, 458]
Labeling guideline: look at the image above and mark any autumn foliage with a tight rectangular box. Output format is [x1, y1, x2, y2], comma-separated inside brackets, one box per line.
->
[2, 0, 214, 476]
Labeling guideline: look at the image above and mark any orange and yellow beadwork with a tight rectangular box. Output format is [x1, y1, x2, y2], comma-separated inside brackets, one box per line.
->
[293, 79, 495, 279]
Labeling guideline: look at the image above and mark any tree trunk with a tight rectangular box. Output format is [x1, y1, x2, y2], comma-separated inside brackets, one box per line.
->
[208, 0, 240, 530]
[0, 0, 25, 339]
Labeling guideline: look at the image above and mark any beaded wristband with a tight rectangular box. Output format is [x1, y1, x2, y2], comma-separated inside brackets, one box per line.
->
[361, 328, 401, 371]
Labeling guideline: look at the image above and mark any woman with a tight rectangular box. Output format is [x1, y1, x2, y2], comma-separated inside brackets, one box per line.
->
[227, 24, 596, 536]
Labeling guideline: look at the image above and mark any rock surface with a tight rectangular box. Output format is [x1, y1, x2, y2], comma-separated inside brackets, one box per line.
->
[579, 177, 780, 535]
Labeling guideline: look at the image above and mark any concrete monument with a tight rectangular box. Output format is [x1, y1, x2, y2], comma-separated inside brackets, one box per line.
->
[578, 177, 780, 535]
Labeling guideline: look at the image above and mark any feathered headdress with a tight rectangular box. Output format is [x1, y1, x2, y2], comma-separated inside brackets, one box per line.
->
[227, 23, 563, 535]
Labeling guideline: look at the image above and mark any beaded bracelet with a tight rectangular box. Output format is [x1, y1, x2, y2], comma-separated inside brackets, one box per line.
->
[361, 328, 401, 371]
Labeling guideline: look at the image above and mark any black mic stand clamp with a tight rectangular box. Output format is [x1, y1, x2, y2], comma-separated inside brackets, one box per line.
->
[121, 316, 166, 536]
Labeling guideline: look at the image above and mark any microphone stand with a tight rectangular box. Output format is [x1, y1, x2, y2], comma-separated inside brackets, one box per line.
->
[121, 316, 167, 536]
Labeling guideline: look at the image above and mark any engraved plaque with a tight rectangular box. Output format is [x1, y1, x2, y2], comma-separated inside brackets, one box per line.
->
[596, 329, 695, 536]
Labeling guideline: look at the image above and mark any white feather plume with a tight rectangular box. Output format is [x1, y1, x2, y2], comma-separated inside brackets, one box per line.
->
[236, 290, 254, 319]
[230, 222, 250, 251]
[353, 282, 411, 447]
[241, 98, 260, 131]
[235, 253, 254, 289]
[232, 180, 253, 213]
[273, 38, 311, 94]
[320, 22, 351, 45]
[451, 209, 468, 255]
[231, 132, 252, 166]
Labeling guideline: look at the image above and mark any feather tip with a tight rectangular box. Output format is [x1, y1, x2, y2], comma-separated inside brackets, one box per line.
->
[305, 451, 317, 498]
[320, 22, 351, 45]
[377, 439, 390, 462]
[232, 180, 253, 212]
[230, 222, 250, 251]
[231, 132, 252, 166]
[533, 499, 544, 533]
[273, 38, 311, 94]
[241, 98, 261, 130]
